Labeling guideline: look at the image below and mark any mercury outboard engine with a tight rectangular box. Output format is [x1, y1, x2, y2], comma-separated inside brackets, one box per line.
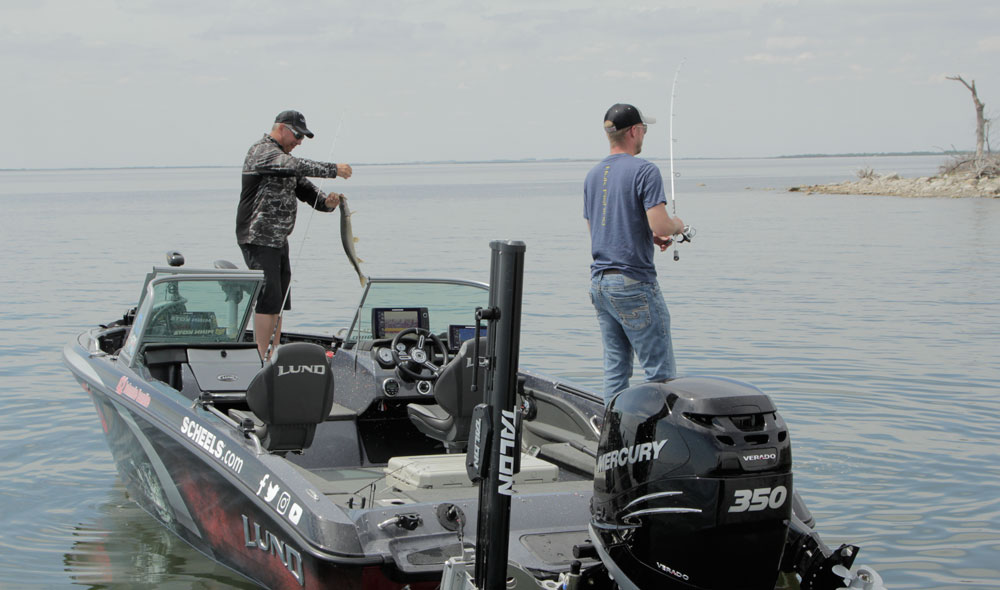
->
[590, 377, 880, 590]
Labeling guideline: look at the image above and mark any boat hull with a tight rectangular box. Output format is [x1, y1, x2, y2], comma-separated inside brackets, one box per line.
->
[65, 340, 435, 589]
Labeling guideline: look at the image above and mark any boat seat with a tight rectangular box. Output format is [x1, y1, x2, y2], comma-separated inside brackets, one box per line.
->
[243, 342, 335, 453]
[406, 337, 486, 452]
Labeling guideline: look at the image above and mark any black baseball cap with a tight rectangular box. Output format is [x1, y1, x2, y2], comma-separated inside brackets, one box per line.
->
[274, 110, 314, 138]
[603, 103, 656, 132]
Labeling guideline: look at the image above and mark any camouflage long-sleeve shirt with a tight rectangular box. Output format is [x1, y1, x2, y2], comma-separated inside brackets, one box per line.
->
[236, 135, 340, 248]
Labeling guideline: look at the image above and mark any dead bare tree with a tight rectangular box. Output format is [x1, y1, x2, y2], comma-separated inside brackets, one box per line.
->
[946, 75, 986, 164]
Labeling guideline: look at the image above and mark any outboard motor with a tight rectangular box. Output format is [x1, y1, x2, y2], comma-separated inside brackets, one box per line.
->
[590, 377, 882, 590]
[591, 377, 792, 589]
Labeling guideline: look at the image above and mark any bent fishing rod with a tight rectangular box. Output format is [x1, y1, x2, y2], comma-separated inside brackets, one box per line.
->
[265, 114, 346, 360]
[668, 61, 696, 261]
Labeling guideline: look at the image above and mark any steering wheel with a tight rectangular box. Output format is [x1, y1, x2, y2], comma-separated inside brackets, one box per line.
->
[391, 328, 449, 382]
[146, 299, 187, 335]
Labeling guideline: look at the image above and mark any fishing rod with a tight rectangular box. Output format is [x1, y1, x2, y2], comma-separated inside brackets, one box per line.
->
[265, 114, 346, 360]
[668, 60, 696, 262]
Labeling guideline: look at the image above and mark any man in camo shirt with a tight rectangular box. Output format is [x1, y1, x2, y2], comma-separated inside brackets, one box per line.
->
[236, 110, 353, 360]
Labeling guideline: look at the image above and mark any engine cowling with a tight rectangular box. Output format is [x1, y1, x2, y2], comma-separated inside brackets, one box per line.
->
[590, 377, 793, 590]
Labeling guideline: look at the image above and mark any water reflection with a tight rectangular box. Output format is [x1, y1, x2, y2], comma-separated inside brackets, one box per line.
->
[64, 485, 257, 589]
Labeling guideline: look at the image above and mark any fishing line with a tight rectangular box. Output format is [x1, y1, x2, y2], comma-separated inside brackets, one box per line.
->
[287, 113, 346, 279]
[266, 114, 346, 358]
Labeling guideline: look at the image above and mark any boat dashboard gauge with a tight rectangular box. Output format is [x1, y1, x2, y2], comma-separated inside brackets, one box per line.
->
[376, 347, 395, 367]
[416, 381, 433, 396]
[382, 378, 400, 397]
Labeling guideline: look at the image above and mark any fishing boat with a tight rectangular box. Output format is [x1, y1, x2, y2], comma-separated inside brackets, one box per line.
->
[63, 242, 883, 590]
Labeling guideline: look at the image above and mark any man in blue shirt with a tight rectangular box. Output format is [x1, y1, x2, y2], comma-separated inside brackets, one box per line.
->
[584, 103, 686, 403]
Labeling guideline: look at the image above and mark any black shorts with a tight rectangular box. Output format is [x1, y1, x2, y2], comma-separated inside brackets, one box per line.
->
[240, 243, 291, 314]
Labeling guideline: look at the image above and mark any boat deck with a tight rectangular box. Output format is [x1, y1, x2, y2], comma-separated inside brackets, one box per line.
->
[291, 452, 594, 507]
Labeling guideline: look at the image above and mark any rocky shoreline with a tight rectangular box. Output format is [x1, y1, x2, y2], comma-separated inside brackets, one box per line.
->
[790, 172, 1000, 198]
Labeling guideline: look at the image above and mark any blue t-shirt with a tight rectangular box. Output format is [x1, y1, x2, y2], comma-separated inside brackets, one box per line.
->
[583, 153, 666, 282]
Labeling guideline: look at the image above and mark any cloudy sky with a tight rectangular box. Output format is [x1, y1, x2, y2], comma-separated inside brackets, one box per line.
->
[3, 0, 996, 168]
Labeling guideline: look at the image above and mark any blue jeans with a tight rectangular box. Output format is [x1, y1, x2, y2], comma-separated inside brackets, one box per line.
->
[590, 272, 675, 403]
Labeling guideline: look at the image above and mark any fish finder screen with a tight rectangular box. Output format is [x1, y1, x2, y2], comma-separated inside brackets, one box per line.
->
[372, 307, 429, 339]
[448, 324, 487, 353]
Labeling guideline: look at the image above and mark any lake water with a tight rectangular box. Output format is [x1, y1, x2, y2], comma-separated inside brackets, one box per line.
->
[1, 155, 998, 589]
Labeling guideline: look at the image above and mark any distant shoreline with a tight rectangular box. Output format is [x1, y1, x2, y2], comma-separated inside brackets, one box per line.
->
[0, 152, 964, 173]
[775, 151, 963, 159]
[790, 177, 1000, 198]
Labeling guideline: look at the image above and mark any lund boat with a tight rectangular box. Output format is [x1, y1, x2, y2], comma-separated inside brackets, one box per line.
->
[63, 243, 883, 590]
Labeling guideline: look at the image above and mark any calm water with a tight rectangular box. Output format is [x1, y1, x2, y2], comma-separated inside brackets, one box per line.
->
[1, 155, 998, 589]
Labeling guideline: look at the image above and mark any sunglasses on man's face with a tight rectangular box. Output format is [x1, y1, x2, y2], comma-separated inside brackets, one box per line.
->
[285, 125, 303, 140]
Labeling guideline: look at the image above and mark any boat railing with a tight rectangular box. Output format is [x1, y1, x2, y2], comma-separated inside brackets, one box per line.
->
[201, 399, 264, 455]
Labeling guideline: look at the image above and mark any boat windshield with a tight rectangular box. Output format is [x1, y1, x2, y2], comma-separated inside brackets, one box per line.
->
[345, 278, 489, 345]
[129, 276, 260, 352]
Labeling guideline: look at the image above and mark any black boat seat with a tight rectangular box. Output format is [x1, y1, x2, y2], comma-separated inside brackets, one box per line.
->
[243, 342, 335, 453]
[406, 337, 486, 452]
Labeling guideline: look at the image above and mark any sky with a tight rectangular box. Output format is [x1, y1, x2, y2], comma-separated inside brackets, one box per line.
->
[2, 0, 997, 169]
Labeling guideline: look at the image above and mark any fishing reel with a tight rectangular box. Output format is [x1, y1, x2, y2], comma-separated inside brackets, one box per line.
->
[673, 225, 696, 261]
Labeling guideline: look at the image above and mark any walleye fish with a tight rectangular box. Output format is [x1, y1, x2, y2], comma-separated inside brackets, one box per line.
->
[338, 196, 367, 286]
